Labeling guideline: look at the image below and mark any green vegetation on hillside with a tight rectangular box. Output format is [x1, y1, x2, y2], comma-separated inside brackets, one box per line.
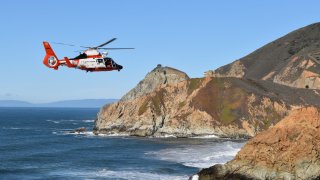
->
[187, 78, 203, 95]
[191, 78, 247, 125]
[138, 89, 167, 116]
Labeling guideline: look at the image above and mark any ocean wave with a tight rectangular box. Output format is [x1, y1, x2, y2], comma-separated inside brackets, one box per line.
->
[150, 134, 177, 138]
[98, 133, 129, 137]
[64, 131, 94, 136]
[46, 120, 60, 124]
[82, 119, 95, 123]
[49, 168, 188, 180]
[46, 119, 95, 124]
[58, 131, 129, 138]
[151, 134, 220, 139]
[2, 127, 22, 130]
[190, 174, 199, 180]
[96, 169, 188, 180]
[145, 141, 245, 168]
[190, 134, 219, 139]
[2, 127, 32, 130]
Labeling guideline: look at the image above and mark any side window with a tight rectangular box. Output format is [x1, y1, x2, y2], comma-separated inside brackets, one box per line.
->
[97, 59, 103, 63]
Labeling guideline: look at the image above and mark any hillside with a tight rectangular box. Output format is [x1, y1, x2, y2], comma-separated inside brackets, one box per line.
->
[206, 23, 320, 89]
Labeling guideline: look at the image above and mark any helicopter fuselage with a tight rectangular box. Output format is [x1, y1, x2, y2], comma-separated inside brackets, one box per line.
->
[62, 57, 123, 72]
[43, 42, 123, 72]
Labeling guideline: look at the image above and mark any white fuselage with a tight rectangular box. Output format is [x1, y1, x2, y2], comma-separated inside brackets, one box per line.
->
[78, 58, 106, 68]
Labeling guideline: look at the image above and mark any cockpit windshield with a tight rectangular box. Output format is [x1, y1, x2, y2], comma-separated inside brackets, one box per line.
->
[104, 57, 113, 67]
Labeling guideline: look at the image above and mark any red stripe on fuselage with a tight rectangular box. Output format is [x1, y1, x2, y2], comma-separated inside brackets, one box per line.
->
[87, 55, 103, 58]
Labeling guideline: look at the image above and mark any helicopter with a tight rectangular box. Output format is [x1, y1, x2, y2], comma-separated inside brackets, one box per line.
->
[42, 38, 134, 72]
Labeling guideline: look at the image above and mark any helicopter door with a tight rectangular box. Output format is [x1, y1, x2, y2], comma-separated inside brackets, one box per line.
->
[96, 58, 105, 68]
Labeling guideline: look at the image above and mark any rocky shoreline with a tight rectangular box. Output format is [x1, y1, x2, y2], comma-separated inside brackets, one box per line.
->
[194, 107, 320, 180]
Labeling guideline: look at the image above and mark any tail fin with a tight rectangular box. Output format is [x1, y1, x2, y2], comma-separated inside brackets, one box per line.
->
[43, 42, 60, 70]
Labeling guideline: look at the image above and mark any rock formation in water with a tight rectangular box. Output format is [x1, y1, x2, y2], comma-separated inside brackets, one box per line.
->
[196, 107, 320, 179]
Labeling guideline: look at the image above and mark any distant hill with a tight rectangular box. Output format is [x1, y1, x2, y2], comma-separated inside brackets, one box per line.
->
[0, 100, 33, 107]
[0, 99, 118, 108]
[206, 22, 320, 89]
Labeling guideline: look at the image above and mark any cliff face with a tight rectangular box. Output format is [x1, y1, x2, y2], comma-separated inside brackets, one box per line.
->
[197, 107, 320, 179]
[121, 65, 189, 101]
[207, 23, 320, 89]
[94, 65, 320, 137]
[95, 23, 320, 138]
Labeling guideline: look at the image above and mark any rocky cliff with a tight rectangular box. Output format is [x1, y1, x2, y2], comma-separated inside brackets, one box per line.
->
[206, 23, 320, 89]
[94, 65, 320, 138]
[196, 107, 320, 179]
[94, 23, 320, 138]
[121, 65, 189, 101]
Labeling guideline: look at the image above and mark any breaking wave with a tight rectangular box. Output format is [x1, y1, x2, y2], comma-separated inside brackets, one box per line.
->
[82, 119, 95, 123]
[49, 168, 188, 180]
[146, 141, 245, 168]
[46, 120, 60, 124]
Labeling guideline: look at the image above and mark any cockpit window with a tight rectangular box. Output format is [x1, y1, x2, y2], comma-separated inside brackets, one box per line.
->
[104, 57, 112, 61]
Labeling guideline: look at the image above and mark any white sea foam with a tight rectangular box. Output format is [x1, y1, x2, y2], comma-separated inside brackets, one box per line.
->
[47, 119, 87, 123]
[191, 134, 219, 139]
[95, 169, 188, 180]
[65, 131, 94, 136]
[151, 134, 177, 138]
[82, 119, 95, 123]
[46, 120, 60, 124]
[99, 133, 129, 137]
[146, 141, 245, 168]
[190, 174, 199, 180]
[50, 168, 188, 180]
[3, 127, 21, 130]
[61, 131, 129, 137]
[2, 127, 33, 130]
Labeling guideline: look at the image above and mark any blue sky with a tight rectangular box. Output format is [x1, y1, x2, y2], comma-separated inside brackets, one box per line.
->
[1, 0, 320, 102]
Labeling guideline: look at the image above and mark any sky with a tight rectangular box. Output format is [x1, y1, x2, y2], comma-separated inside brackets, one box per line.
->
[1, 0, 320, 103]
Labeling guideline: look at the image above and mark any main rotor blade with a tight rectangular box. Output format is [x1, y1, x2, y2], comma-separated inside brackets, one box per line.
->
[52, 42, 88, 49]
[96, 38, 117, 48]
[52, 42, 78, 47]
[98, 47, 135, 50]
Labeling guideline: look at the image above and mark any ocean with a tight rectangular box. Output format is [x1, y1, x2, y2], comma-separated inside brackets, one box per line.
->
[0, 107, 245, 179]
